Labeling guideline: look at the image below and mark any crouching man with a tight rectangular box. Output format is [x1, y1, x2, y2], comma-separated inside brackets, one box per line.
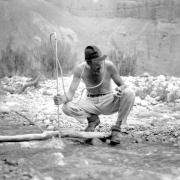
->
[54, 45, 135, 145]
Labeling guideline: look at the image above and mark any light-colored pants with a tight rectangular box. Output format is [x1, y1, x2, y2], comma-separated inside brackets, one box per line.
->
[62, 88, 135, 126]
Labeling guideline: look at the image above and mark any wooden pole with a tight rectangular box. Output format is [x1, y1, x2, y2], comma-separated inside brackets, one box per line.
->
[0, 130, 111, 142]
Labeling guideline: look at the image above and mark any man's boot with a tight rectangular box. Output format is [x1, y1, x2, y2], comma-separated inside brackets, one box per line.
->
[85, 115, 100, 132]
[110, 125, 121, 145]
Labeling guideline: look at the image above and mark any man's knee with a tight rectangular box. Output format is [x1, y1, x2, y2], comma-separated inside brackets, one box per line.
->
[123, 88, 135, 101]
[62, 103, 71, 116]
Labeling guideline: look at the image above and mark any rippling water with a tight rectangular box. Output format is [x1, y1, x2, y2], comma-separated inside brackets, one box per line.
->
[57, 140, 180, 180]
[1, 139, 180, 180]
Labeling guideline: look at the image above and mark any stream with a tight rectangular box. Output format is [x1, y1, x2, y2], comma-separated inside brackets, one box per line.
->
[1, 138, 180, 180]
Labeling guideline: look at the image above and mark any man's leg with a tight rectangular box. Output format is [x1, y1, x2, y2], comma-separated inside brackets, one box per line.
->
[85, 114, 100, 132]
[111, 88, 135, 144]
[116, 88, 135, 127]
[62, 102, 90, 119]
[62, 102, 100, 131]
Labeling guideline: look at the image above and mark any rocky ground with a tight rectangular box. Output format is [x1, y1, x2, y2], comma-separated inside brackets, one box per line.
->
[0, 74, 180, 144]
[0, 74, 180, 179]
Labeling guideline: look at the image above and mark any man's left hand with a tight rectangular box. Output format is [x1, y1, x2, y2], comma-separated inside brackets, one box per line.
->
[115, 85, 126, 97]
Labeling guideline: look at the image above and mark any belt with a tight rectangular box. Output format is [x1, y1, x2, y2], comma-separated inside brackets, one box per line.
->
[87, 93, 107, 97]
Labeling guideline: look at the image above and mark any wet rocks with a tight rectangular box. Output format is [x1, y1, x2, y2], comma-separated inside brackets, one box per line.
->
[86, 138, 104, 146]
[0, 158, 34, 180]
[0, 75, 180, 146]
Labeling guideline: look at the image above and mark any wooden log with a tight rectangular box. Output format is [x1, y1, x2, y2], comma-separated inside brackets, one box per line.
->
[18, 74, 41, 94]
[0, 130, 111, 142]
[61, 130, 111, 139]
[0, 131, 59, 142]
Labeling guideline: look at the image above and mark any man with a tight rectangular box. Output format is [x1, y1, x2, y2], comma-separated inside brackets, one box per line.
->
[54, 45, 135, 144]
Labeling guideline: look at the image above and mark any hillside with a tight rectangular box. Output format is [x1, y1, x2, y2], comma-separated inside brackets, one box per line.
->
[0, 0, 180, 76]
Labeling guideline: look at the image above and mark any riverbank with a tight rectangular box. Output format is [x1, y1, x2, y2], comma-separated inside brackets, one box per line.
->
[0, 75, 180, 179]
[0, 75, 180, 145]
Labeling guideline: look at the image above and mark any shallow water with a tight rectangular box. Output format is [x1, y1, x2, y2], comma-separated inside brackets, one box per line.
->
[0, 136, 180, 180]
[1, 139, 180, 180]
[58, 140, 180, 180]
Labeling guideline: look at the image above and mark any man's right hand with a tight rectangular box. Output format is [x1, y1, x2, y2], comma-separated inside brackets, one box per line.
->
[54, 94, 67, 105]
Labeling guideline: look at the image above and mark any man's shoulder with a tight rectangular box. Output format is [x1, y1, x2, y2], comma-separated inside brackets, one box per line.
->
[76, 62, 86, 68]
[105, 60, 116, 70]
[73, 62, 85, 77]
[74, 62, 85, 71]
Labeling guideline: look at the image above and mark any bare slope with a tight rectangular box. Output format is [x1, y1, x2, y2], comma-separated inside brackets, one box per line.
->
[0, 0, 180, 76]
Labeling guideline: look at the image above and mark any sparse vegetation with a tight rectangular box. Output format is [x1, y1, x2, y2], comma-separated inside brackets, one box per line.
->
[0, 41, 30, 78]
[32, 39, 77, 78]
[109, 46, 137, 76]
[0, 39, 77, 78]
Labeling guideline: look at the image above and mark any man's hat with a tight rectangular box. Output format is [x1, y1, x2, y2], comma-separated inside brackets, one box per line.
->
[85, 45, 107, 61]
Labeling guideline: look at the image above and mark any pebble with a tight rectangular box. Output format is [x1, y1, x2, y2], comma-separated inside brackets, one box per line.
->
[86, 138, 103, 146]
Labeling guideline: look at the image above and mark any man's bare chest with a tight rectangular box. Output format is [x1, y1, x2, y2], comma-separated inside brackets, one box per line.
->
[82, 68, 110, 86]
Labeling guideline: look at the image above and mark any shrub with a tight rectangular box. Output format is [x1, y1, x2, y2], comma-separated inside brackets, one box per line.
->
[109, 47, 137, 76]
[0, 41, 30, 77]
[32, 39, 77, 78]
[109, 37, 137, 76]
[32, 40, 54, 77]
[0, 38, 77, 78]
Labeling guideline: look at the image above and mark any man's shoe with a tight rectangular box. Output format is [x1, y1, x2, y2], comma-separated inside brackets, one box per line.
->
[110, 125, 121, 145]
[85, 115, 100, 132]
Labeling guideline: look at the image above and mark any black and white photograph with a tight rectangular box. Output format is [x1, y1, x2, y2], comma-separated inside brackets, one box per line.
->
[0, 0, 180, 179]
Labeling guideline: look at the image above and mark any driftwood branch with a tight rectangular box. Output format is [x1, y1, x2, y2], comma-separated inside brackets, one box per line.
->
[0, 87, 15, 94]
[18, 74, 41, 94]
[0, 131, 59, 142]
[0, 74, 41, 94]
[0, 130, 111, 142]
[14, 111, 35, 125]
[61, 130, 111, 139]
[14, 111, 44, 132]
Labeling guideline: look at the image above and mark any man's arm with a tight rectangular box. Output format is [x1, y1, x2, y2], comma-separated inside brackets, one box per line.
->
[65, 66, 82, 102]
[108, 61, 127, 97]
[54, 65, 82, 105]
[108, 61, 124, 87]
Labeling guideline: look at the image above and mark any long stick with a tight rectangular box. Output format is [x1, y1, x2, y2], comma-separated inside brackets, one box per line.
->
[14, 111, 44, 133]
[54, 33, 60, 131]
[0, 130, 111, 142]
[51, 32, 60, 131]
[0, 131, 59, 142]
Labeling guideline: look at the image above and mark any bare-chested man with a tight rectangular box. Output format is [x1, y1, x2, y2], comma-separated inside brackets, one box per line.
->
[54, 45, 135, 144]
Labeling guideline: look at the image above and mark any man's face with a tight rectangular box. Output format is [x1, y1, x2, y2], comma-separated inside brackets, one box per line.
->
[88, 60, 103, 74]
